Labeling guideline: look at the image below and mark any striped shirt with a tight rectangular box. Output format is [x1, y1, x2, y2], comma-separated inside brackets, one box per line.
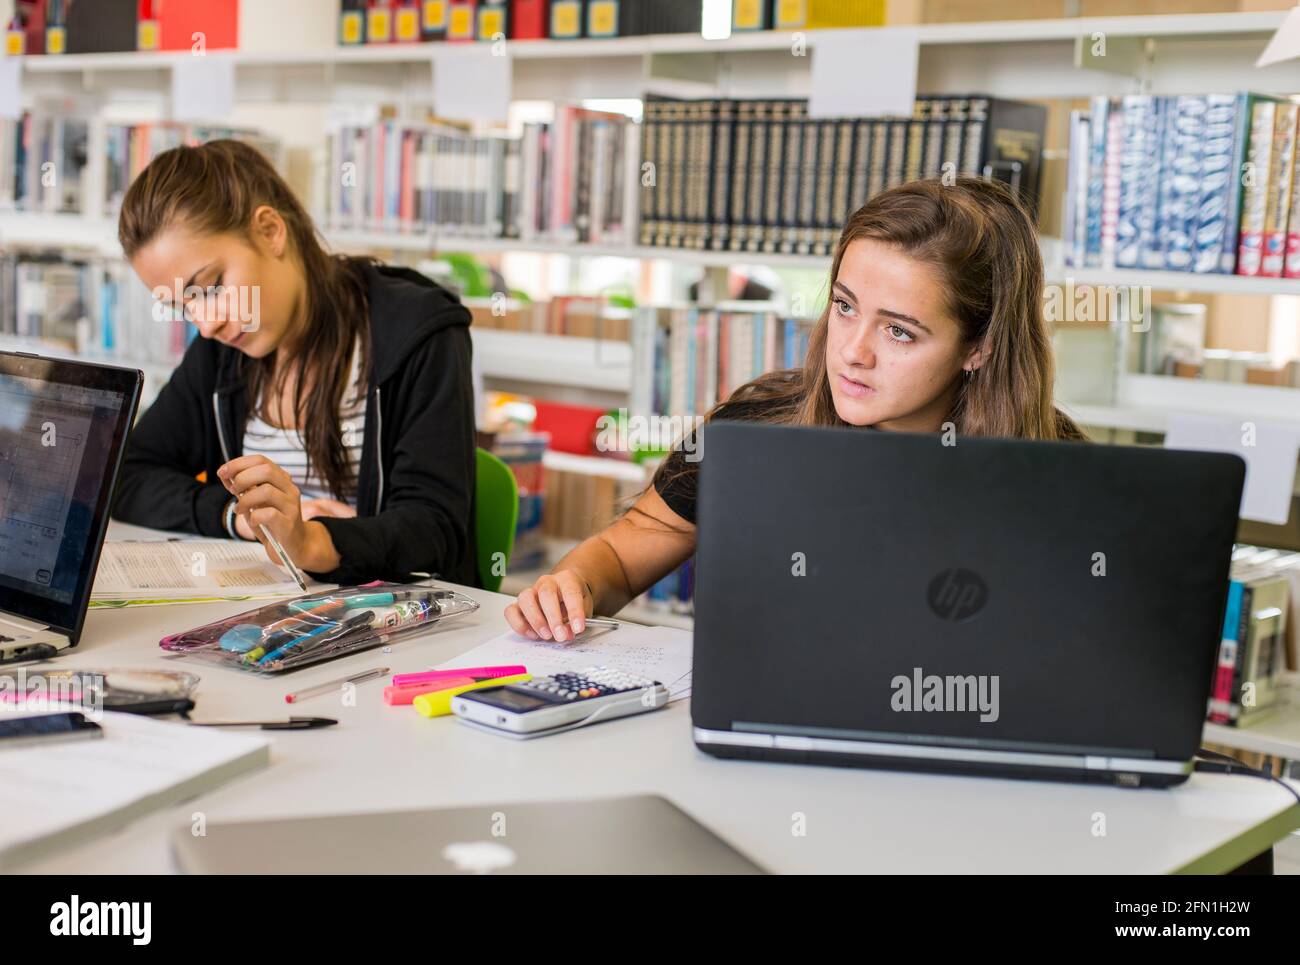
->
[242, 340, 367, 507]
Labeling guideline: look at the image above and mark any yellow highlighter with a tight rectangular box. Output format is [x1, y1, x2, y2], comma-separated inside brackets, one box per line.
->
[413, 673, 532, 719]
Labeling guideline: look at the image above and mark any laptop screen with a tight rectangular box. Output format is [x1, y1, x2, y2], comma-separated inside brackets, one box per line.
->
[0, 354, 141, 642]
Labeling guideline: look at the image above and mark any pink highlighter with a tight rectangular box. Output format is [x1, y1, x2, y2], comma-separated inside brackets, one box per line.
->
[383, 665, 528, 706]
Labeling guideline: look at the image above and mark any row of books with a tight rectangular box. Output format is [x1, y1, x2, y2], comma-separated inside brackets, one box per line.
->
[8, 0, 236, 56]
[466, 296, 633, 340]
[639, 94, 1046, 255]
[0, 253, 189, 368]
[0, 115, 89, 214]
[631, 305, 813, 420]
[339, 0, 882, 45]
[105, 123, 282, 213]
[322, 108, 640, 246]
[326, 121, 518, 239]
[0, 113, 279, 217]
[1207, 545, 1300, 727]
[1063, 93, 1300, 278]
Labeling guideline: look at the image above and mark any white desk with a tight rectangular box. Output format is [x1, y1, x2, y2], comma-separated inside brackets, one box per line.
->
[13, 529, 1300, 874]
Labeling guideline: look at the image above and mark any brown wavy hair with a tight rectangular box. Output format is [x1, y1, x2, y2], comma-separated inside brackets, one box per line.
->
[118, 139, 371, 499]
[692, 177, 1084, 439]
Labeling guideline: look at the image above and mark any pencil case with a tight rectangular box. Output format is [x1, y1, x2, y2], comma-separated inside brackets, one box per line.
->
[158, 582, 480, 674]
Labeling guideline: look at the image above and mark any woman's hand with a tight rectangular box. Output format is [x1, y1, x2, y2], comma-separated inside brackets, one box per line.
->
[505, 569, 594, 643]
[216, 455, 341, 574]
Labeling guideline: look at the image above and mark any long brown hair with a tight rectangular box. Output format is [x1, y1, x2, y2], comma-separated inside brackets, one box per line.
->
[118, 139, 371, 499]
[701, 176, 1085, 440]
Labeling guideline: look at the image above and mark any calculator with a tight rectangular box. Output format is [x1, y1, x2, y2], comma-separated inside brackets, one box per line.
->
[451, 666, 670, 737]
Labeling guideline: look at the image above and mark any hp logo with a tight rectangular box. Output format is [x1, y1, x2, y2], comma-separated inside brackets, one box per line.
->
[927, 569, 988, 622]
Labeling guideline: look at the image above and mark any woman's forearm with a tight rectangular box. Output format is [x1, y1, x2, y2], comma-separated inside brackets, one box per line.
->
[551, 533, 637, 616]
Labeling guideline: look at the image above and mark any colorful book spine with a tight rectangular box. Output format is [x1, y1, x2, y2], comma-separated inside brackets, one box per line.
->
[1236, 99, 1279, 277]
[1193, 94, 1241, 274]
[1083, 96, 1112, 269]
[1261, 101, 1299, 277]
[1208, 578, 1244, 724]
[1159, 95, 1204, 272]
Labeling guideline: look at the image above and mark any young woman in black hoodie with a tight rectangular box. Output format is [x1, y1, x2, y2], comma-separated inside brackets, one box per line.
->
[112, 139, 478, 586]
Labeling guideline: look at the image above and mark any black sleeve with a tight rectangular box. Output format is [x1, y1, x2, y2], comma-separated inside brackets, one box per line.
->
[652, 432, 700, 525]
[312, 325, 476, 585]
[110, 339, 231, 537]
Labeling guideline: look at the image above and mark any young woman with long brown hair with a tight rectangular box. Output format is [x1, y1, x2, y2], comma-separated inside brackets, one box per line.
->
[111, 139, 478, 585]
[507, 177, 1085, 641]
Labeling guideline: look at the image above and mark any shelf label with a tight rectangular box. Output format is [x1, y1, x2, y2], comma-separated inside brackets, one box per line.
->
[809, 27, 917, 120]
[171, 55, 236, 123]
[0, 57, 22, 121]
[432, 45, 512, 124]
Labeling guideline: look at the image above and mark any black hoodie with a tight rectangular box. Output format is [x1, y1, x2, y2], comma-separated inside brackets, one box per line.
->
[111, 263, 479, 587]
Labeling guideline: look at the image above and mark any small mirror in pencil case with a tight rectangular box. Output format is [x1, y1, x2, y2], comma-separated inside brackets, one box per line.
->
[159, 583, 480, 674]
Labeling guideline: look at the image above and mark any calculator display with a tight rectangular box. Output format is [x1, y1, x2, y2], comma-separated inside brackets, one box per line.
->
[475, 687, 553, 712]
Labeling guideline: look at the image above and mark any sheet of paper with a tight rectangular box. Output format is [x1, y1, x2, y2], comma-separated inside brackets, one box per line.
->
[809, 28, 918, 119]
[92, 539, 307, 602]
[1164, 413, 1300, 525]
[438, 623, 694, 701]
[0, 709, 269, 869]
[1257, 5, 1300, 67]
[171, 54, 236, 123]
[432, 45, 512, 124]
[0, 57, 21, 121]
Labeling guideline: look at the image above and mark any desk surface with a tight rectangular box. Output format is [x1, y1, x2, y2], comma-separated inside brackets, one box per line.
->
[14, 528, 1300, 874]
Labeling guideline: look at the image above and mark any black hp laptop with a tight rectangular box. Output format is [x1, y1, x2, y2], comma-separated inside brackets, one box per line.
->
[0, 352, 141, 662]
[691, 423, 1245, 788]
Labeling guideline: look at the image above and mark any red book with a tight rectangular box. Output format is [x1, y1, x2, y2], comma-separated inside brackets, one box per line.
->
[510, 0, 548, 39]
[159, 0, 238, 52]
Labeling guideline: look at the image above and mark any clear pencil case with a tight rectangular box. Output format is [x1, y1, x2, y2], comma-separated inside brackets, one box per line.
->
[159, 582, 480, 674]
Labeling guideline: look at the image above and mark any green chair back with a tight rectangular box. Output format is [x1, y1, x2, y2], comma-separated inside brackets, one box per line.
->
[475, 447, 519, 593]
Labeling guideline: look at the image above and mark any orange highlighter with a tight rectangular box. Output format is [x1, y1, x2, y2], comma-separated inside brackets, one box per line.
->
[412, 674, 532, 718]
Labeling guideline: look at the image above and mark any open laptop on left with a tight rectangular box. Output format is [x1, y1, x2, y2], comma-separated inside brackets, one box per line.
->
[0, 352, 142, 662]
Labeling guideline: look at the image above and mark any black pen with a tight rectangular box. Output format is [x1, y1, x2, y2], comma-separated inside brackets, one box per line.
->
[189, 716, 338, 730]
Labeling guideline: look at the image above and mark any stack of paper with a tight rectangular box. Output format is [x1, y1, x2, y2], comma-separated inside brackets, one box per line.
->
[0, 709, 270, 870]
[438, 623, 694, 701]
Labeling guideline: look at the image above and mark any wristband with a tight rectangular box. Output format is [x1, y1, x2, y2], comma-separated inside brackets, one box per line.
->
[223, 497, 241, 540]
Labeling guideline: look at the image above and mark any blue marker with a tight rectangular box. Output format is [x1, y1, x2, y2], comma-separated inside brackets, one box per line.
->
[256, 611, 374, 667]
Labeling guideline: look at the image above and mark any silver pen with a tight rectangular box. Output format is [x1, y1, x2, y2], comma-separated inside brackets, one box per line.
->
[285, 666, 389, 704]
[260, 523, 308, 592]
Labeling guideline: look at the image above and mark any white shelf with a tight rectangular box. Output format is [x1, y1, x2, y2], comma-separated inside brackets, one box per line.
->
[471, 328, 631, 392]
[1204, 675, 1300, 760]
[9, 12, 1297, 102]
[543, 450, 648, 484]
[14, 214, 1300, 298]
[1046, 264, 1300, 298]
[13, 12, 1290, 73]
[1063, 374, 1300, 435]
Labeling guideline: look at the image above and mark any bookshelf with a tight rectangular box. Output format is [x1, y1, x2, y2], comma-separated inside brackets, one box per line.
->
[7, 208, 1300, 436]
[12, 11, 1300, 106]
[16, 212, 1300, 295]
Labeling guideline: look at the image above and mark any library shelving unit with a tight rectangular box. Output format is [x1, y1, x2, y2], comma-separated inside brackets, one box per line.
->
[5, 12, 1300, 573]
